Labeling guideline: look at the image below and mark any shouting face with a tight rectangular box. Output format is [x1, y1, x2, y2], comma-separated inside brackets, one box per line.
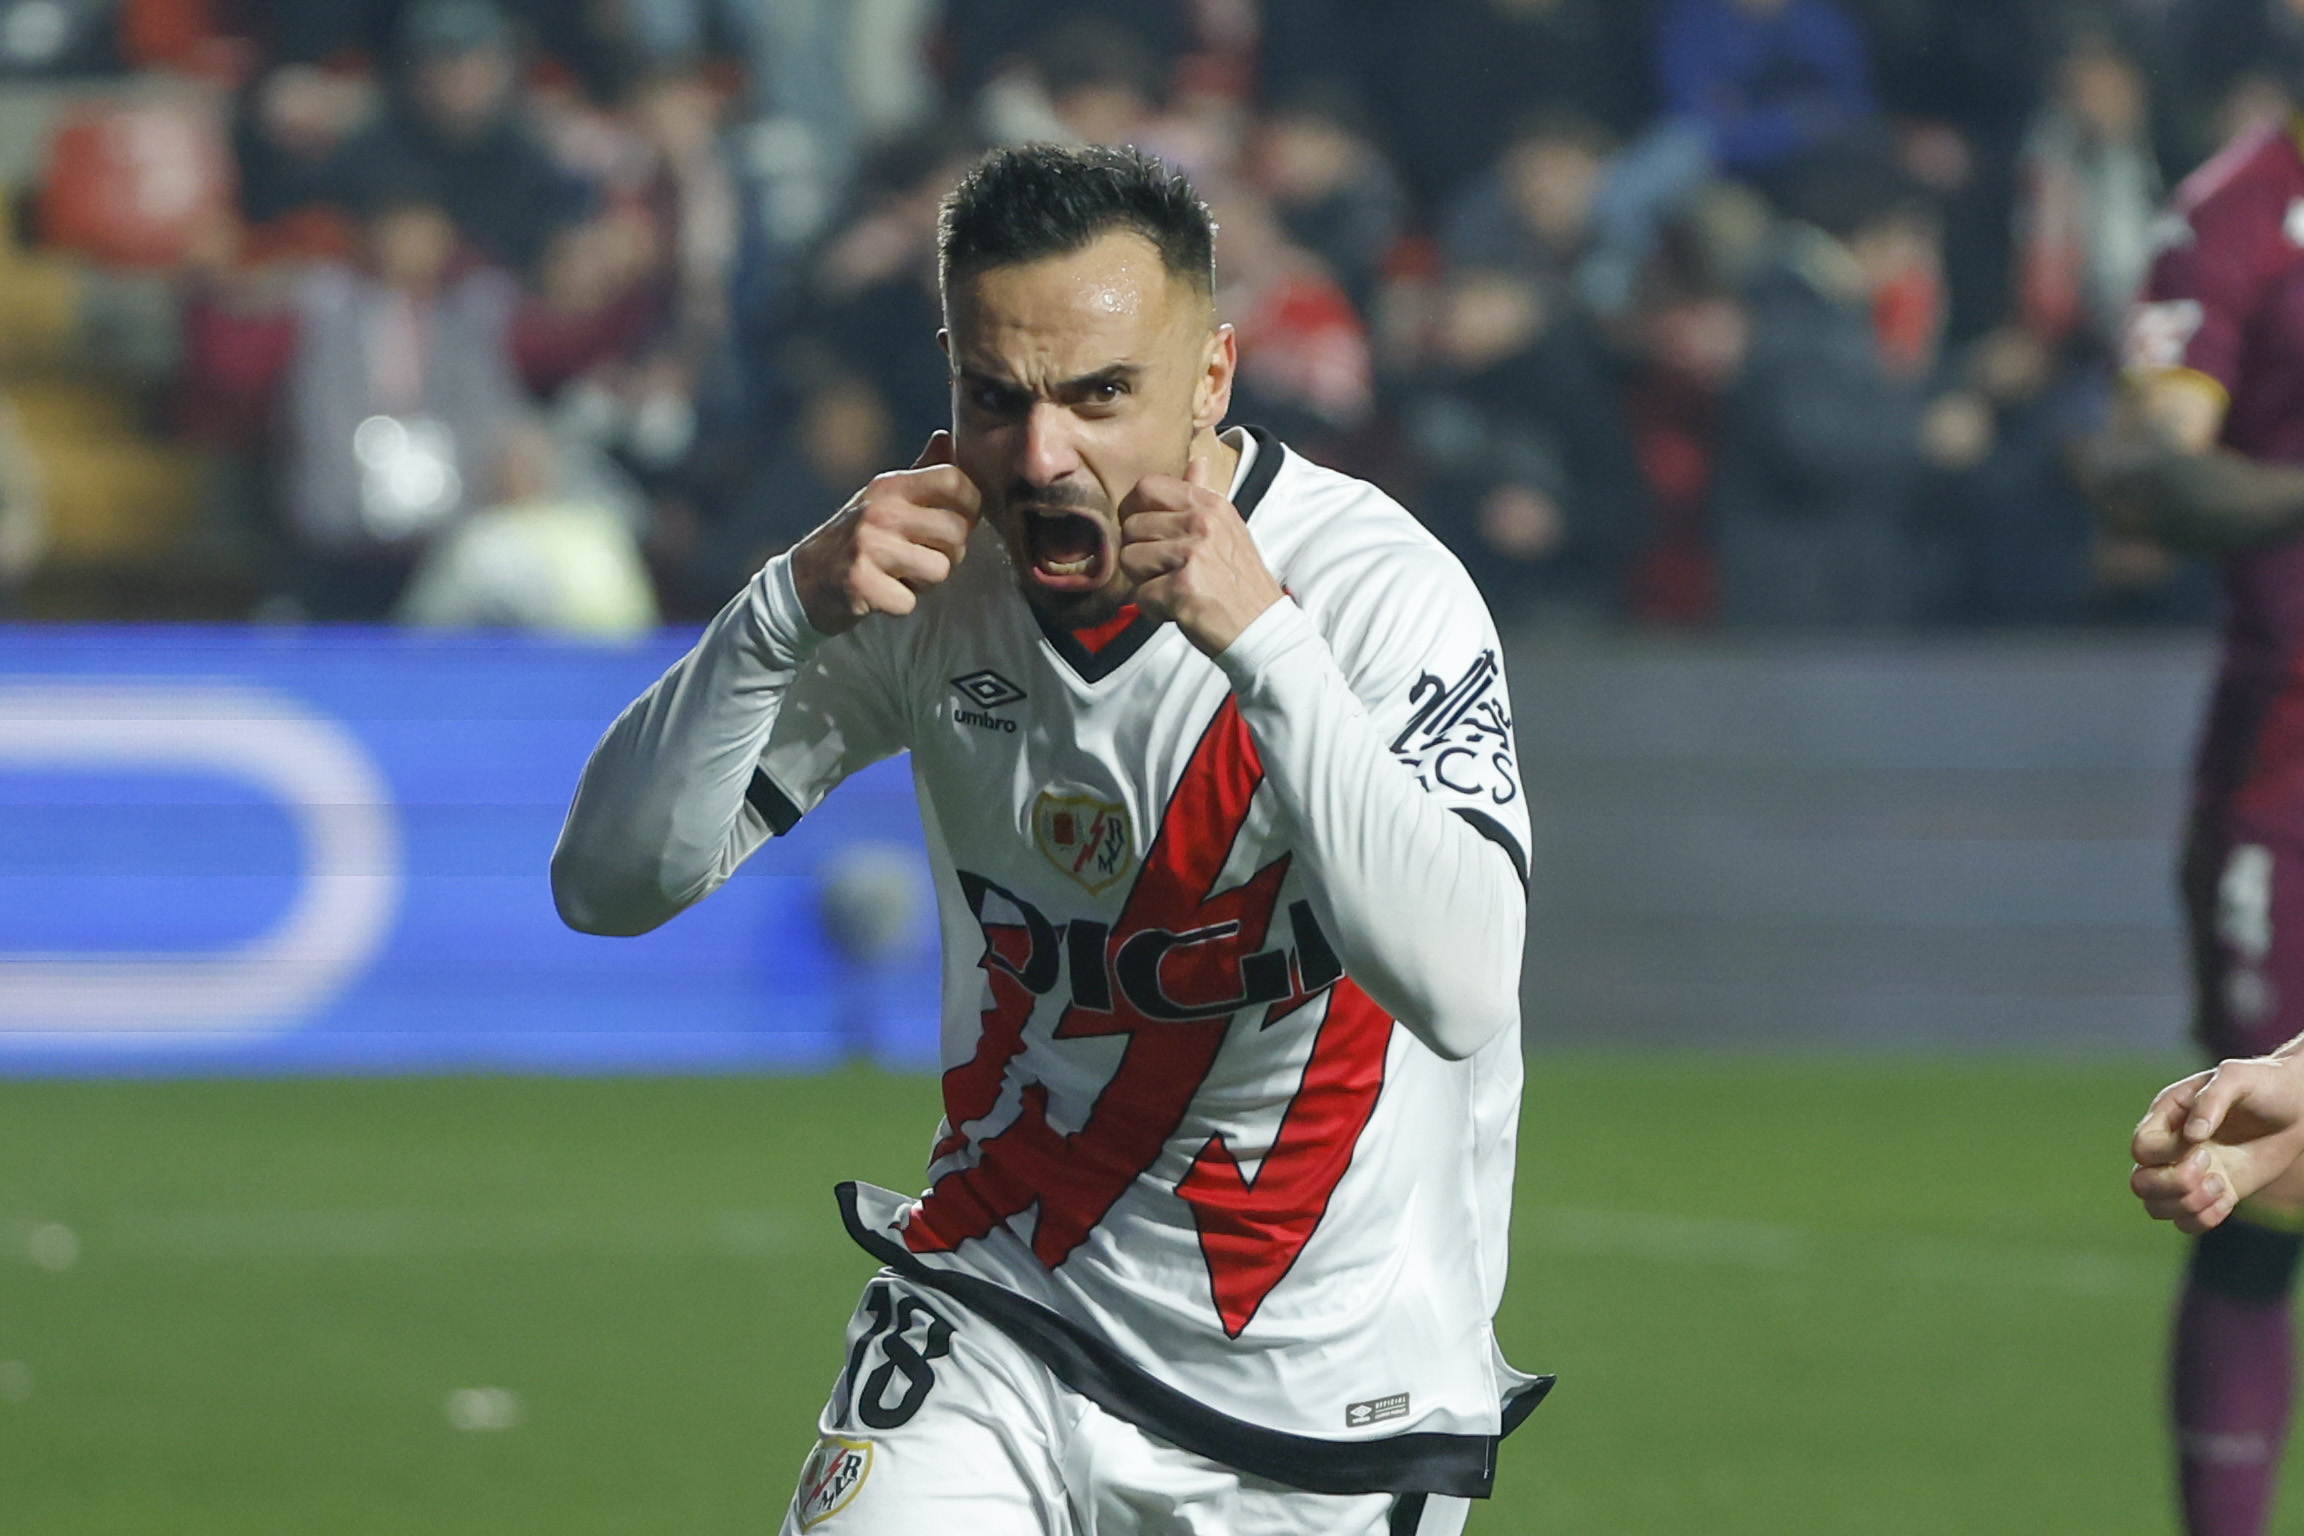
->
[942, 230, 1236, 628]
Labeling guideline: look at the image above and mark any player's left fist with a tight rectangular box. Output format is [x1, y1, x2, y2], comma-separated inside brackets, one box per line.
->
[1118, 456, 1283, 656]
[2130, 1049, 2304, 1233]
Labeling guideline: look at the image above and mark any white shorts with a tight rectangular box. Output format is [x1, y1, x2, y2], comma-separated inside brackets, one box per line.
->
[779, 1271, 1471, 1536]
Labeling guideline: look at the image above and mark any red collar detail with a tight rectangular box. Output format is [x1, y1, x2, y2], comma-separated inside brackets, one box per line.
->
[1071, 604, 1142, 655]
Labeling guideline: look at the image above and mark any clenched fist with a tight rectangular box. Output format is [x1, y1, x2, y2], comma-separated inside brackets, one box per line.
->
[2132, 1045, 2304, 1233]
[1118, 455, 1283, 656]
[791, 431, 983, 635]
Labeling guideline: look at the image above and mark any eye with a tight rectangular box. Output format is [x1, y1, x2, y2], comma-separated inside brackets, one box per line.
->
[968, 381, 1024, 415]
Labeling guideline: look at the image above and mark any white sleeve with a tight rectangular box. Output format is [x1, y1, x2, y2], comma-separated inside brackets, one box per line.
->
[1215, 563, 1527, 1061]
[551, 553, 909, 936]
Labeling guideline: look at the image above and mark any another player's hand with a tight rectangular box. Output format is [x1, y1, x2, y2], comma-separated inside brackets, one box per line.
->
[2131, 1043, 2304, 1233]
[1118, 456, 1283, 656]
[790, 431, 981, 635]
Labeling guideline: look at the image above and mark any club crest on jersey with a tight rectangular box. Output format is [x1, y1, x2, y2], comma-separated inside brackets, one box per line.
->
[794, 1435, 872, 1529]
[2124, 299, 2205, 373]
[1033, 790, 1134, 893]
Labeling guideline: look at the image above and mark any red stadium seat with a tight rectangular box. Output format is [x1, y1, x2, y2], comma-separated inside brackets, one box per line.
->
[38, 96, 234, 269]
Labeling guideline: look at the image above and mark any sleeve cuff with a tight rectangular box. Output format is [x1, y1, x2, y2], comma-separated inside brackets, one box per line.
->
[750, 552, 828, 667]
[1214, 596, 1319, 692]
[2124, 363, 2232, 413]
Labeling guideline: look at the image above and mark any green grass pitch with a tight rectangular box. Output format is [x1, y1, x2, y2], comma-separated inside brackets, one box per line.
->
[0, 1054, 2249, 1533]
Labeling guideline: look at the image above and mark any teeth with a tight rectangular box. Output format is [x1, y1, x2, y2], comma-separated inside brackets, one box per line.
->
[1041, 557, 1093, 575]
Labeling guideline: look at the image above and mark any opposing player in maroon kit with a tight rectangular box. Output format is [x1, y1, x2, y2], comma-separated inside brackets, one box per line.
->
[2089, 106, 2304, 1536]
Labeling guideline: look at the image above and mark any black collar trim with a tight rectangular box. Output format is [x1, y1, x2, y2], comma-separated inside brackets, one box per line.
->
[1033, 426, 1284, 685]
[1230, 423, 1285, 519]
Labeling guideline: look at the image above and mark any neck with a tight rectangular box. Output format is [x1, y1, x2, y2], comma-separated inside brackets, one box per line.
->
[1194, 423, 1242, 492]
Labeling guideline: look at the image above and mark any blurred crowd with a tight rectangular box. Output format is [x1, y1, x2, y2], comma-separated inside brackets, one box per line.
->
[0, 0, 2291, 632]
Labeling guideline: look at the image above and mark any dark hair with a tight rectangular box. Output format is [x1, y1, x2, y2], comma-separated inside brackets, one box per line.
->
[1504, 106, 1616, 158]
[361, 159, 448, 219]
[938, 143, 1215, 299]
[1267, 75, 1374, 138]
[400, 0, 510, 60]
[1780, 138, 1931, 241]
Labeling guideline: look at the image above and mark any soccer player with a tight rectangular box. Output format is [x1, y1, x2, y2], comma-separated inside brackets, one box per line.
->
[552, 144, 1545, 1535]
[2085, 104, 2304, 1536]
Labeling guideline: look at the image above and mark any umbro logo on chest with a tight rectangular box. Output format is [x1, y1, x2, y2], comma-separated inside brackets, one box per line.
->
[951, 670, 1025, 734]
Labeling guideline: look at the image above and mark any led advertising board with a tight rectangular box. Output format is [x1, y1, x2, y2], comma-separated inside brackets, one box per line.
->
[0, 629, 942, 1074]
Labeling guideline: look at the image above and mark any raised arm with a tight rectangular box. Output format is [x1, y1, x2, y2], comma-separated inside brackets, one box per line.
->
[2078, 176, 2304, 552]
[1213, 599, 1527, 1061]
[1120, 461, 1526, 1061]
[2074, 370, 2304, 552]
[551, 553, 820, 936]
[551, 434, 976, 935]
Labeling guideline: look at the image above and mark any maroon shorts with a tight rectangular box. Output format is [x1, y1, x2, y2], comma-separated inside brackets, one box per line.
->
[2184, 817, 2304, 1059]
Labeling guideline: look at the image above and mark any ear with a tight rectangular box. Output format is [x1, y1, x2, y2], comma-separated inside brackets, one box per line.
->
[1192, 322, 1238, 433]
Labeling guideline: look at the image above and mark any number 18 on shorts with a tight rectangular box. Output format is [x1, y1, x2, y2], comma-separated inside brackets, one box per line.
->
[782, 1273, 1462, 1536]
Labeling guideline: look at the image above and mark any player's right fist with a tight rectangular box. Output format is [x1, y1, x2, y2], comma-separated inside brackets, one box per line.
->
[790, 430, 982, 635]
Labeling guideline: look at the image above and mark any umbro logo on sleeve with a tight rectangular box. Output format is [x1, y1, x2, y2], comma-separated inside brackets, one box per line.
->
[951, 670, 1025, 734]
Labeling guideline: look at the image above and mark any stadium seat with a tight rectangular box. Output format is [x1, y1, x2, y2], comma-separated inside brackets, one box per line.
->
[4, 377, 200, 564]
[0, 87, 228, 610]
[37, 92, 232, 269]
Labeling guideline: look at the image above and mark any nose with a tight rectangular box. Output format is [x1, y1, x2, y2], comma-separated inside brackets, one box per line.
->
[1018, 402, 1081, 488]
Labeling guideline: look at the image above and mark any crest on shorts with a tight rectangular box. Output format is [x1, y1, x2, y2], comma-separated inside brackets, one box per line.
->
[1033, 790, 1134, 894]
[795, 1435, 873, 1529]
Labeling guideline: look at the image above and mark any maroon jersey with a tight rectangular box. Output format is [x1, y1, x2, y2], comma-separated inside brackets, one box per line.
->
[2132, 119, 2304, 836]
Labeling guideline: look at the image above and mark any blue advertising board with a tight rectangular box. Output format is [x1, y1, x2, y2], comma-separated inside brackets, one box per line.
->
[0, 628, 943, 1074]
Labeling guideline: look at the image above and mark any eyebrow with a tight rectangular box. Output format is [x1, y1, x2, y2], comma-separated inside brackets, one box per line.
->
[955, 362, 1145, 401]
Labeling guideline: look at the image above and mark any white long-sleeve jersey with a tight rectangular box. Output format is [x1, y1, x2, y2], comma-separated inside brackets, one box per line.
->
[554, 429, 1546, 1497]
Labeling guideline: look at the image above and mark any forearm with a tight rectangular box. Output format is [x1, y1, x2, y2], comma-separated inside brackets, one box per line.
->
[1216, 601, 1526, 1060]
[551, 554, 819, 935]
[2079, 441, 2304, 552]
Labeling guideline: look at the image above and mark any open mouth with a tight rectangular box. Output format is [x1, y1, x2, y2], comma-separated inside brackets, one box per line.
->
[1022, 509, 1110, 591]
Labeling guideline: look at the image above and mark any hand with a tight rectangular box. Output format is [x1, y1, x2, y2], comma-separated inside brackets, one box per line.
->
[2131, 1044, 2304, 1233]
[1479, 484, 1564, 560]
[1118, 455, 1284, 656]
[790, 431, 981, 635]
[1919, 391, 1993, 471]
